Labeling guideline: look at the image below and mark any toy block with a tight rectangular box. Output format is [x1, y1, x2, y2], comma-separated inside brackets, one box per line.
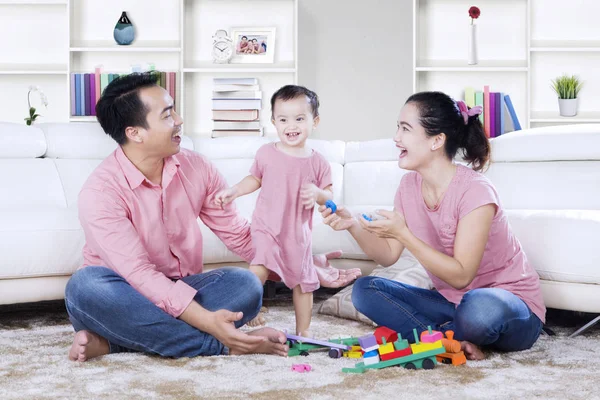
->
[378, 342, 395, 355]
[363, 350, 379, 358]
[393, 334, 410, 351]
[380, 347, 412, 361]
[350, 345, 363, 353]
[344, 351, 363, 359]
[436, 351, 467, 366]
[410, 340, 443, 354]
[364, 354, 380, 366]
[421, 326, 443, 343]
[374, 327, 398, 345]
[358, 334, 378, 351]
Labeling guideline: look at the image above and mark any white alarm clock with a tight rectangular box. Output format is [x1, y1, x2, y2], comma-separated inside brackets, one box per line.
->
[212, 29, 234, 64]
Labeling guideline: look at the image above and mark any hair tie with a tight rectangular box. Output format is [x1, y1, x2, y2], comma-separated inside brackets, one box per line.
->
[456, 100, 483, 125]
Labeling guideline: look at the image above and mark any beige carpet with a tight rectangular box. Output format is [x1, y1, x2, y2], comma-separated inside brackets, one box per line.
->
[1, 297, 599, 400]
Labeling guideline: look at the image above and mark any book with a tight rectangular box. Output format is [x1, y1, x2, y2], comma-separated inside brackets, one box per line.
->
[212, 110, 259, 121]
[464, 87, 475, 108]
[213, 84, 260, 92]
[483, 85, 490, 138]
[79, 74, 85, 116]
[213, 77, 258, 85]
[212, 99, 261, 110]
[213, 120, 261, 130]
[475, 91, 484, 124]
[212, 91, 262, 100]
[489, 92, 496, 138]
[94, 66, 102, 105]
[211, 128, 264, 138]
[90, 74, 96, 116]
[74, 74, 81, 116]
[504, 95, 522, 130]
[495, 92, 502, 136]
[84, 74, 91, 116]
[70, 74, 76, 116]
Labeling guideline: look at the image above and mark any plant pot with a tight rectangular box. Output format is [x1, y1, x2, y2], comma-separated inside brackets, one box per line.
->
[468, 24, 478, 65]
[114, 11, 135, 45]
[558, 98, 578, 117]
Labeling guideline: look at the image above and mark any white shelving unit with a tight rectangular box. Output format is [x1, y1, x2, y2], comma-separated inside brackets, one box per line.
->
[413, 0, 600, 130]
[0, 0, 298, 137]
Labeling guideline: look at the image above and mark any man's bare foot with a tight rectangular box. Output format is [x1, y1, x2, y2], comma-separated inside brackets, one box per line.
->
[68, 330, 110, 362]
[229, 327, 289, 357]
[246, 306, 268, 327]
[461, 341, 486, 360]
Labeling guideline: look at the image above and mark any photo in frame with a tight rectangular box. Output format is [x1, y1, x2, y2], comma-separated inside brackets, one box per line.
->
[230, 27, 276, 64]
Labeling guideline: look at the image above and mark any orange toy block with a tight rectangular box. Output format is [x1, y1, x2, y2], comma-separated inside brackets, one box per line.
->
[374, 326, 398, 345]
[420, 327, 443, 343]
[379, 347, 412, 362]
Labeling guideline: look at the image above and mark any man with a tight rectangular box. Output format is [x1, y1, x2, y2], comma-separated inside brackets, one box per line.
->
[65, 72, 358, 362]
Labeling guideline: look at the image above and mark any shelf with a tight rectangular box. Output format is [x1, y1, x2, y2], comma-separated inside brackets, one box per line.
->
[0, 64, 68, 74]
[183, 62, 296, 74]
[69, 116, 97, 122]
[416, 60, 528, 72]
[0, 0, 66, 4]
[530, 111, 600, 123]
[530, 40, 600, 52]
[70, 41, 181, 53]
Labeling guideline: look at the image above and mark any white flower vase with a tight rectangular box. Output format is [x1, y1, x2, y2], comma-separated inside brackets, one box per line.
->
[468, 24, 478, 65]
[558, 98, 578, 117]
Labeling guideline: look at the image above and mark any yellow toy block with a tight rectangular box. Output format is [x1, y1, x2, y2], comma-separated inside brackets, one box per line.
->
[378, 342, 395, 355]
[410, 340, 443, 354]
[343, 351, 363, 359]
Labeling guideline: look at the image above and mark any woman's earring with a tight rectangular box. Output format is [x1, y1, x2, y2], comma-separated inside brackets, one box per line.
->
[431, 145, 436, 150]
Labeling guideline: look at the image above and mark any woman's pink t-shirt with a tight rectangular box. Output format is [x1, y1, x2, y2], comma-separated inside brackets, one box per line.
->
[395, 164, 546, 323]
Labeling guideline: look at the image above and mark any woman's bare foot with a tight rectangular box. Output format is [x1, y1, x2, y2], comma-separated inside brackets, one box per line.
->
[229, 327, 289, 357]
[68, 331, 110, 362]
[461, 341, 485, 360]
[246, 306, 268, 327]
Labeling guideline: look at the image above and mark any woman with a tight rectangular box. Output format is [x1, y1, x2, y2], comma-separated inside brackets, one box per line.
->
[320, 92, 545, 360]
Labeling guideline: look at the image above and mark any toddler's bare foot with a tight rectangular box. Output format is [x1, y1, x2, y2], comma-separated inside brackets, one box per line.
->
[229, 327, 288, 357]
[247, 307, 268, 327]
[68, 330, 110, 362]
[461, 341, 486, 360]
[296, 330, 312, 338]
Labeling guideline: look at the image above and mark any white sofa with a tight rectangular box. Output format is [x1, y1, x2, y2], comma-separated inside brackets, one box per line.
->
[1, 122, 599, 333]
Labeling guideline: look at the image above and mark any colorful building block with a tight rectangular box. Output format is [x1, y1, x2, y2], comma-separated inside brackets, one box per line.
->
[363, 350, 379, 358]
[374, 326, 398, 345]
[380, 347, 412, 361]
[344, 351, 363, 359]
[358, 334, 379, 353]
[378, 338, 395, 355]
[410, 340, 443, 354]
[364, 354, 380, 366]
[420, 326, 443, 343]
[393, 334, 410, 351]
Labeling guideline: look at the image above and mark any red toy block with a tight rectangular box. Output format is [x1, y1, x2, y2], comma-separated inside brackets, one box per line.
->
[379, 346, 412, 361]
[374, 326, 398, 345]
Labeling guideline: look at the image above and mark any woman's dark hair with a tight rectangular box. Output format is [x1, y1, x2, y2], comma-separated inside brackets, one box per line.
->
[95, 71, 160, 145]
[406, 91, 490, 171]
[271, 85, 320, 118]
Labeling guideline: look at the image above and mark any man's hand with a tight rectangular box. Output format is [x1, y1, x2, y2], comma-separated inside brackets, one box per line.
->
[214, 187, 237, 209]
[300, 183, 319, 209]
[206, 310, 267, 353]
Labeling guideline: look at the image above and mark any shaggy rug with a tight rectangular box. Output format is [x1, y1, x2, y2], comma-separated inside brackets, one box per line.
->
[1, 294, 599, 400]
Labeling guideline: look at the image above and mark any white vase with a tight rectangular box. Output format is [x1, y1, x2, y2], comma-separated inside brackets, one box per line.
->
[558, 98, 578, 117]
[468, 24, 478, 65]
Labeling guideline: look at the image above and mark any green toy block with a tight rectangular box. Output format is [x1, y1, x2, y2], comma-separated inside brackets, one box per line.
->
[393, 333, 409, 351]
[329, 337, 360, 347]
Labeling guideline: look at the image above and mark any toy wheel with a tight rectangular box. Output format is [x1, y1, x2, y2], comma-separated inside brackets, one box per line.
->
[328, 348, 342, 359]
[300, 351, 310, 356]
[422, 359, 435, 370]
[442, 358, 452, 365]
[404, 363, 416, 370]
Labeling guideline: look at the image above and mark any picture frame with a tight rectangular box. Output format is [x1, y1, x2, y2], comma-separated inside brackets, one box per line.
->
[229, 27, 276, 64]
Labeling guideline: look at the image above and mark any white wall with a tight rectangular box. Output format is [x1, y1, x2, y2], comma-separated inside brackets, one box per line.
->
[298, 0, 414, 141]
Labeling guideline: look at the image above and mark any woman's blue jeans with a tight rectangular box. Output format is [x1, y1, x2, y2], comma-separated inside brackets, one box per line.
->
[352, 276, 543, 351]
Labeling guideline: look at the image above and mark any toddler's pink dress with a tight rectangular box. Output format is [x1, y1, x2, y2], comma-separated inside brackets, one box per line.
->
[250, 143, 332, 292]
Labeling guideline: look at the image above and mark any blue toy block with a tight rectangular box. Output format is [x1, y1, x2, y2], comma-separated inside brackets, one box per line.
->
[325, 200, 337, 213]
[363, 350, 379, 358]
[362, 213, 372, 222]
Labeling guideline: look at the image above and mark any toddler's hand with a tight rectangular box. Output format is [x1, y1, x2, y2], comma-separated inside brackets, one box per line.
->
[214, 187, 237, 209]
[300, 183, 319, 210]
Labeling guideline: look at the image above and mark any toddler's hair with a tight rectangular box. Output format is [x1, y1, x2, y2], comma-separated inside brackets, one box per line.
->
[271, 85, 320, 118]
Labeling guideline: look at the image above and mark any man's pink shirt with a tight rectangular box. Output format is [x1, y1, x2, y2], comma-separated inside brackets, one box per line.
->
[78, 147, 254, 318]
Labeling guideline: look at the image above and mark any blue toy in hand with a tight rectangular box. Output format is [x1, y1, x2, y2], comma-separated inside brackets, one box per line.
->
[325, 200, 337, 213]
[362, 214, 373, 222]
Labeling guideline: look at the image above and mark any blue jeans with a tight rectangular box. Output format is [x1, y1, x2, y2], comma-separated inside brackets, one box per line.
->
[64, 266, 263, 357]
[352, 277, 543, 351]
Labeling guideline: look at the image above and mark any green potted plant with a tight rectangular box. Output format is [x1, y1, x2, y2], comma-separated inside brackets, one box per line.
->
[550, 74, 583, 117]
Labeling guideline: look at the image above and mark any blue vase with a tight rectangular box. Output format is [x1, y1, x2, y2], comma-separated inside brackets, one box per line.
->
[114, 11, 135, 45]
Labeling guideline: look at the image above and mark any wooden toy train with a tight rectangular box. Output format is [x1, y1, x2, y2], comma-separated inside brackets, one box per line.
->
[286, 326, 466, 373]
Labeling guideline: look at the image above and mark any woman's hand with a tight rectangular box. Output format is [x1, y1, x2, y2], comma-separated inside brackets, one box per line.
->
[319, 204, 356, 231]
[358, 209, 408, 241]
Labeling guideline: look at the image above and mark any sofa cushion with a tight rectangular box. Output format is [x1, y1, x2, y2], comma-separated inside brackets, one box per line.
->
[507, 209, 600, 285]
[0, 209, 84, 279]
[0, 159, 67, 208]
[344, 161, 407, 206]
[0, 123, 46, 158]
[345, 138, 399, 163]
[491, 124, 600, 162]
[54, 159, 103, 208]
[486, 161, 600, 210]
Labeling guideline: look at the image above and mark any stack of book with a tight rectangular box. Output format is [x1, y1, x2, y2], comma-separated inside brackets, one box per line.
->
[70, 67, 176, 117]
[212, 78, 263, 138]
[464, 86, 521, 138]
